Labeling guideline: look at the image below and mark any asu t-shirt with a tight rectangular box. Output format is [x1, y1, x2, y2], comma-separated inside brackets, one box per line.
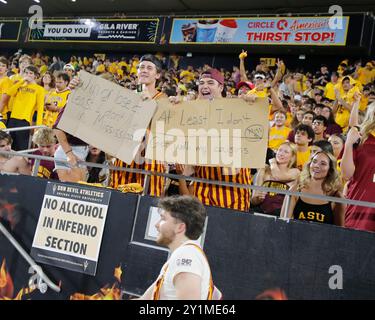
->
[43, 89, 71, 127]
[30, 150, 58, 179]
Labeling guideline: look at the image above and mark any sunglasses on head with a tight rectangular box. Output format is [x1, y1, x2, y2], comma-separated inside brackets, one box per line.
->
[254, 74, 265, 80]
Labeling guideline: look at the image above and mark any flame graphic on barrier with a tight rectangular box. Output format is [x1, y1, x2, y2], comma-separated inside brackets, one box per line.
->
[70, 265, 123, 300]
[0, 258, 35, 300]
[256, 287, 288, 300]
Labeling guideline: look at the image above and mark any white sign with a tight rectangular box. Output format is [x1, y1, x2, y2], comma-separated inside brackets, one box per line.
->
[43, 24, 92, 37]
[31, 182, 111, 275]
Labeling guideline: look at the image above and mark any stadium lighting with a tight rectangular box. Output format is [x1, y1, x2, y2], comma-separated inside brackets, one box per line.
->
[0, 0, 7, 4]
[33, 0, 40, 3]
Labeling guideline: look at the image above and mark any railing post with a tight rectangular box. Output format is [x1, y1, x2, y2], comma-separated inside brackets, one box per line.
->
[32, 159, 41, 177]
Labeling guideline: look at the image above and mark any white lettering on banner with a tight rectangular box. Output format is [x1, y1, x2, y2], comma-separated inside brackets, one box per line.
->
[99, 23, 138, 30]
[43, 24, 92, 37]
[0, 23, 3, 39]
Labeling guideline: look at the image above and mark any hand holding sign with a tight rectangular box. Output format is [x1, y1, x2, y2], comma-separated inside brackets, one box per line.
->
[58, 71, 158, 165]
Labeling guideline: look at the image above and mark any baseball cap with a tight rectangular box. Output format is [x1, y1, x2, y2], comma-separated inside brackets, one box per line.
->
[139, 54, 163, 72]
[236, 81, 255, 90]
[199, 68, 224, 85]
[63, 63, 75, 71]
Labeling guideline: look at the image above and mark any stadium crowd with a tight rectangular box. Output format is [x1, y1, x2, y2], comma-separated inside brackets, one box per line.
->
[0, 50, 374, 233]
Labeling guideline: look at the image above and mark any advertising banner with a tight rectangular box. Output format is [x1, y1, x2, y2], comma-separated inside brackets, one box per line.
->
[170, 16, 349, 45]
[28, 18, 159, 43]
[0, 20, 22, 42]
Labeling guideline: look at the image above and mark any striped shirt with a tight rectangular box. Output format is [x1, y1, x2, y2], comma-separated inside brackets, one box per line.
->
[193, 166, 252, 212]
[110, 91, 166, 197]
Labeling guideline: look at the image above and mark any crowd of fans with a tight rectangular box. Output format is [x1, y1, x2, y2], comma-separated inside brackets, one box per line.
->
[0, 49, 374, 233]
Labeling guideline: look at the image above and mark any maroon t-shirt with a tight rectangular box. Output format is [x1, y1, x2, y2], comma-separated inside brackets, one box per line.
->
[30, 150, 59, 180]
[345, 134, 375, 232]
[325, 123, 342, 136]
[53, 107, 87, 146]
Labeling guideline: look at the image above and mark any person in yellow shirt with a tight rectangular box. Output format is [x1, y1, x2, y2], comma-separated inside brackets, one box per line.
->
[0, 57, 12, 121]
[324, 72, 339, 101]
[108, 61, 118, 75]
[39, 59, 48, 76]
[268, 111, 292, 152]
[333, 76, 360, 132]
[95, 60, 106, 74]
[246, 72, 285, 118]
[6, 65, 45, 151]
[130, 57, 139, 75]
[118, 57, 128, 70]
[356, 62, 375, 86]
[43, 72, 71, 127]
[294, 124, 314, 170]
[1, 55, 32, 121]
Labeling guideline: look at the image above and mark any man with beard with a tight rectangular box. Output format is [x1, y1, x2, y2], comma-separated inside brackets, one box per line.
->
[0, 131, 12, 171]
[138, 196, 218, 300]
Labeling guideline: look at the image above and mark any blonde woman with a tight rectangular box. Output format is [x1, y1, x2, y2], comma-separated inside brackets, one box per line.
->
[282, 151, 345, 225]
[341, 102, 375, 232]
[252, 142, 300, 216]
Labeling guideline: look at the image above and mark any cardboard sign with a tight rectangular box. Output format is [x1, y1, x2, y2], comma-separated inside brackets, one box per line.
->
[146, 97, 269, 168]
[58, 71, 157, 165]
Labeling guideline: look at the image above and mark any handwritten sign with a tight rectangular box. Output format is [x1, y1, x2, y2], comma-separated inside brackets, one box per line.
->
[58, 71, 157, 164]
[31, 182, 111, 275]
[145, 98, 269, 168]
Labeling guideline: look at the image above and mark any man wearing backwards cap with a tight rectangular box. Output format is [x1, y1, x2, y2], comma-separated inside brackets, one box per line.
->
[111, 54, 167, 197]
[63, 63, 76, 80]
[177, 68, 252, 212]
[236, 81, 254, 97]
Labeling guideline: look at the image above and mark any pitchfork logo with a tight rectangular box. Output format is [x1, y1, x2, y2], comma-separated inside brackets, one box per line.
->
[52, 184, 57, 194]
[83, 260, 89, 271]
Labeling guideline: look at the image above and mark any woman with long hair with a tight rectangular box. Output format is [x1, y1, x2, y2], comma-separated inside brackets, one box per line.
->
[290, 108, 305, 129]
[341, 102, 375, 232]
[282, 151, 345, 225]
[40, 71, 55, 95]
[328, 134, 346, 159]
[252, 142, 300, 217]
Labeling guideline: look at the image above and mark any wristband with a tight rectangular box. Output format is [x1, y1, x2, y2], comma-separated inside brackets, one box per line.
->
[66, 149, 73, 154]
